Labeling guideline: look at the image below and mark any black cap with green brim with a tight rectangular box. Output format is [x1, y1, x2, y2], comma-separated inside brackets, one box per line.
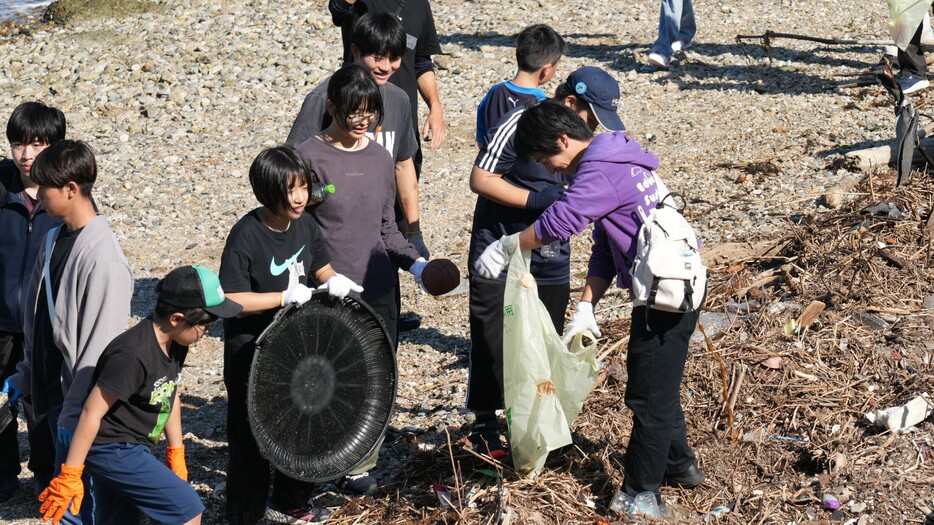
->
[158, 265, 242, 318]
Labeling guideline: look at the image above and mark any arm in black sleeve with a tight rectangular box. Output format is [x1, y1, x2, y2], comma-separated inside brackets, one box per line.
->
[415, 55, 435, 78]
[328, 0, 353, 26]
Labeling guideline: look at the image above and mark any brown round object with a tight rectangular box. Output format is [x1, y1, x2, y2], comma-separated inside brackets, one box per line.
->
[420, 259, 461, 296]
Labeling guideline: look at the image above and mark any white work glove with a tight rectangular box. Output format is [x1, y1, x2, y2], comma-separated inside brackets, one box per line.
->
[474, 240, 508, 279]
[318, 273, 363, 299]
[562, 301, 601, 346]
[409, 258, 428, 285]
[282, 282, 313, 306]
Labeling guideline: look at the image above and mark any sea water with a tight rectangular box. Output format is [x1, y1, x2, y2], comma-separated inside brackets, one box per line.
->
[0, 0, 51, 22]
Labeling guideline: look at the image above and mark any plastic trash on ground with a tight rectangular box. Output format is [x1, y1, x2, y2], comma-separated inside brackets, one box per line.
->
[864, 393, 933, 431]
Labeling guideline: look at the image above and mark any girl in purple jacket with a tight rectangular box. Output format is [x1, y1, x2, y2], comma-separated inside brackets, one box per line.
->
[474, 100, 706, 512]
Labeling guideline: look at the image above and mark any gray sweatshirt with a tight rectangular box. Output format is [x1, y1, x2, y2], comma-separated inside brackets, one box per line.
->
[9, 215, 133, 429]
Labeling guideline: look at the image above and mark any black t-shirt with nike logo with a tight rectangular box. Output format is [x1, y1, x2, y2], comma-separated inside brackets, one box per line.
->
[219, 208, 330, 356]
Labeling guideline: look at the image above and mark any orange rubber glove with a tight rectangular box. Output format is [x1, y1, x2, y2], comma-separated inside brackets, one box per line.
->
[38, 464, 84, 524]
[166, 446, 188, 481]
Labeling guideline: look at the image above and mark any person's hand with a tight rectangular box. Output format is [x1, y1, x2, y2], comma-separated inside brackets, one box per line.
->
[409, 258, 428, 285]
[57, 426, 75, 447]
[406, 231, 431, 260]
[1, 378, 21, 406]
[422, 108, 447, 150]
[474, 240, 508, 279]
[318, 274, 363, 300]
[562, 301, 601, 346]
[526, 185, 565, 211]
[166, 446, 188, 482]
[282, 283, 313, 307]
[39, 464, 84, 524]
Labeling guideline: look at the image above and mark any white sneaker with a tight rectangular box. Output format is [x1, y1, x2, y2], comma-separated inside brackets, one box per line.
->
[647, 52, 670, 69]
[900, 74, 930, 94]
[671, 39, 692, 53]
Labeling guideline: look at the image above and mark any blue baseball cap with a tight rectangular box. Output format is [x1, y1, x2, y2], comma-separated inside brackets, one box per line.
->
[565, 67, 626, 132]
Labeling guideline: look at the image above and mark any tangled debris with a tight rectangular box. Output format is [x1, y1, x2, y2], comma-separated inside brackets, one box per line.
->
[312, 169, 934, 525]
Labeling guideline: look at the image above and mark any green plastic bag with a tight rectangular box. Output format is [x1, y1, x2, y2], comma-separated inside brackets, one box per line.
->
[889, 0, 933, 50]
[501, 234, 600, 476]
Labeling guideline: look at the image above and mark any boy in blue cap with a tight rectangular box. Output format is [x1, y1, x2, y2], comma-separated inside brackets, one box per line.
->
[466, 67, 625, 458]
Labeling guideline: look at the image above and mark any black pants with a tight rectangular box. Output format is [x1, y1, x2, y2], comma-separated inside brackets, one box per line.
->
[622, 306, 700, 500]
[466, 276, 570, 411]
[0, 331, 55, 481]
[224, 340, 315, 524]
[223, 286, 398, 524]
[899, 19, 927, 77]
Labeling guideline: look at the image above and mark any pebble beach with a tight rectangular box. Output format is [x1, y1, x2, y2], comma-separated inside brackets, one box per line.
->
[0, 0, 916, 523]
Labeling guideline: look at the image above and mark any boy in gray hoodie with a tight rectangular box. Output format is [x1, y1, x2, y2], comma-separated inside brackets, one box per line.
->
[5, 140, 133, 525]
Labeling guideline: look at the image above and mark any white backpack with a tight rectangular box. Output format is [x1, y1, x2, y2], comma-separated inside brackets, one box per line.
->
[630, 192, 706, 313]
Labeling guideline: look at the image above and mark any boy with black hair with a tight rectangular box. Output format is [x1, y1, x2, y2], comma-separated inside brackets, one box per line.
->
[475, 23, 566, 148]
[327, 0, 446, 160]
[287, 12, 427, 258]
[466, 67, 625, 458]
[476, 101, 706, 514]
[0, 101, 63, 502]
[37, 265, 241, 525]
[288, 11, 429, 333]
[6, 139, 133, 524]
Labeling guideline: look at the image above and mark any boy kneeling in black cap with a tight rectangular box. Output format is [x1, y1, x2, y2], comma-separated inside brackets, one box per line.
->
[37, 266, 242, 525]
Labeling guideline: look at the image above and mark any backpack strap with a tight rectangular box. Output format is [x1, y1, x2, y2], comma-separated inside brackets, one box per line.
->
[43, 226, 62, 322]
[658, 191, 687, 213]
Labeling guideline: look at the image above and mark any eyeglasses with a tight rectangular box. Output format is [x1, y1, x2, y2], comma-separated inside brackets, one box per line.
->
[190, 322, 212, 336]
[346, 111, 377, 127]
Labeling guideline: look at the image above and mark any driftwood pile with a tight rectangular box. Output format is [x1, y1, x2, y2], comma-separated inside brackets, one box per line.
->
[319, 169, 934, 524]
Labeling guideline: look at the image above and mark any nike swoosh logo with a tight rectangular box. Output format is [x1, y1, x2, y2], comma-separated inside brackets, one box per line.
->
[269, 245, 305, 277]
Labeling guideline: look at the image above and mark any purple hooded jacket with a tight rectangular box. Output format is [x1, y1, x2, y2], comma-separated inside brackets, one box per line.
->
[533, 132, 669, 294]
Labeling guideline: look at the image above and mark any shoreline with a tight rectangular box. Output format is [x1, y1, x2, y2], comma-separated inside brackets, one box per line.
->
[0, 5, 46, 34]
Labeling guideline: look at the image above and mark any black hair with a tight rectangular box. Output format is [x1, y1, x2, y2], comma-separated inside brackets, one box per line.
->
[6, 101, 66, 145]
[249, 145, 313, 214]
[552, 82, 589, 113]
[352, 12, 406, 60]
[516, 24, 566, 72]
[327, 64, 384, 130]
[153, 298, 217, 326]
[30, 139, 96, 196]
[515, 100, 594, 158]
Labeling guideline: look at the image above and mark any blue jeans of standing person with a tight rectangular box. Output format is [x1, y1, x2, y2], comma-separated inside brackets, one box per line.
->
[48, 400, 95, 525]
[622, 305, 700, 502]
[651, 0, 696, 57]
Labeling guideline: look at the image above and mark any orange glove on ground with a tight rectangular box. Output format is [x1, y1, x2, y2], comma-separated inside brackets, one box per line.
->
[39, 464, 84, 524]
[166, 446, 188, 481]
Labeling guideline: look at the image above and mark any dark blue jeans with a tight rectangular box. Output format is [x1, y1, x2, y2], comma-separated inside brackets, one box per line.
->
[0, 331, 55, 484]
[622, 305, 700, 500]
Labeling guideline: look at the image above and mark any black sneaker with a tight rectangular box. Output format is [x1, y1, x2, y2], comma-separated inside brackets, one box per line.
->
[336, 472, 378, 496]
[468, 418, 507, 460]
[0, 475, 20, 503]
[398, 313, 421, 332]
[663, 463, 706, 489]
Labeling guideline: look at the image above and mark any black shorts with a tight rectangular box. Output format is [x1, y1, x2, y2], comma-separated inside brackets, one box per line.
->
[466, 275, 570, 411]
